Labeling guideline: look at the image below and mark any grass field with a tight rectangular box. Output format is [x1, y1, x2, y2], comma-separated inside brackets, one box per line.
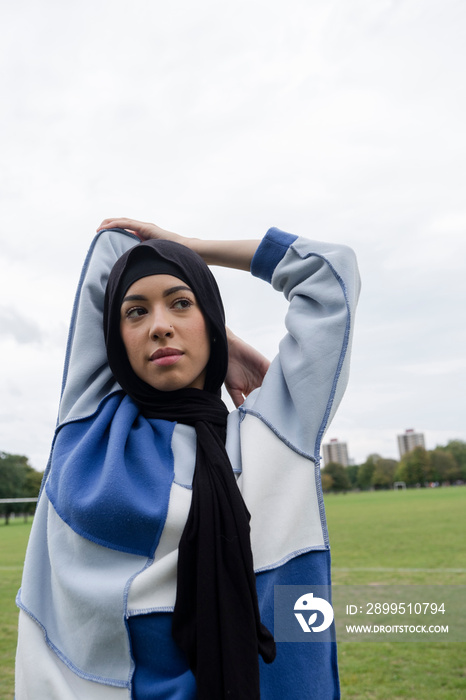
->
[1, 487, 465, 699]
[0, 517, 32, 700]
[325, 487, 466, 699]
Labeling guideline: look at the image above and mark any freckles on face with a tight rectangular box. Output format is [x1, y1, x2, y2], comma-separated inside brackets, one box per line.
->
[119, 274, 211, 392]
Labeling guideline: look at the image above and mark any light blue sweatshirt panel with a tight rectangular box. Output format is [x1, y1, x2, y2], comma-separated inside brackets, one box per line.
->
[171, 422, 197, 487]
[17, 493, 146, 687]
[58, 228, 139, 426]
[165, 417, 242, 487]
[247, 227, 361, 460]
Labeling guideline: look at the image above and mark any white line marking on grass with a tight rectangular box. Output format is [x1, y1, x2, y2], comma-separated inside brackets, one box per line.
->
[333, 567, 466, 573]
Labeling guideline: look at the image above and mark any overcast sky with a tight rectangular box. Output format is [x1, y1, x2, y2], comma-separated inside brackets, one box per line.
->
[1, 0, 465, 470]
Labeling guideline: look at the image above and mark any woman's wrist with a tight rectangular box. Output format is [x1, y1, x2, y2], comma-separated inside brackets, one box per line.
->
[191, 239, 260, 271]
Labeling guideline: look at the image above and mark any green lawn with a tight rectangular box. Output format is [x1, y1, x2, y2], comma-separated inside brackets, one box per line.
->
[326, 486, 466, 585]
[325, 486, 466, 699]
[0, 518, 32, 700]
[1, 488, 465, 699]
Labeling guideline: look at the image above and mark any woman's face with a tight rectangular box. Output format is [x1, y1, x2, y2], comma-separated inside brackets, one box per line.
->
[120, 274, 210, 392]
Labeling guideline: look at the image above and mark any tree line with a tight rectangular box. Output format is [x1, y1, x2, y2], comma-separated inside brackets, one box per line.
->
[2, 441, 465, 513]
[0, 452, 43, 523]
[321, 440, 466, 494]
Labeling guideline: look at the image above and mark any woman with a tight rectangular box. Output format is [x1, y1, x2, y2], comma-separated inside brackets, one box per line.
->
[16, 218, 360, 699]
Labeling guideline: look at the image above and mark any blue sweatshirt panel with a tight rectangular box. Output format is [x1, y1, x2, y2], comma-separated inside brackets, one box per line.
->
[126, 550, 339, 700]
[128, 614, 197, 700]
[256, 550, 340, 700]
[46, 392, 175, 557]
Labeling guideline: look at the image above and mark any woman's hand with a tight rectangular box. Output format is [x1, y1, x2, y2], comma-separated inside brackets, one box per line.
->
[225, 329, 270, 408]
[97, 217, 186, 245]
[98, 216, 260, 271]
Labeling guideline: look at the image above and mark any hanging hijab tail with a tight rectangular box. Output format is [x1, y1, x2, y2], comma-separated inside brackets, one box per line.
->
[104, 239, 276, 699]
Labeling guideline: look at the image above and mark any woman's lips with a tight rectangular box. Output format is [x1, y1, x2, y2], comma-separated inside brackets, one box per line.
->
[150, 348, 183, 367]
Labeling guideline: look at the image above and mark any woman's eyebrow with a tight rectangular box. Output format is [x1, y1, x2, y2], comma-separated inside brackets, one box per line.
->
[163, 285, 193, 297]
[122, 294, 147, 303]
[121, 287, 193, 304]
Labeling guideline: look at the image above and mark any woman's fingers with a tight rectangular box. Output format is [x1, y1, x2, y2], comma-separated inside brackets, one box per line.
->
[97, 218, 153, 239]
[97, 218, 182, 243]
[225, 385, 245, 409]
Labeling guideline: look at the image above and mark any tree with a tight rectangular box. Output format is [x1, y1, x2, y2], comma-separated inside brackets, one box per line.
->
[23, 468, 44, 514]
[371, 458, 398, 489]
[346, 464, 359, 489]
[357, 454, 380, 490]
[429, 448, 461, 484]
[395, 446, 431, 486]
[0, 451, 42, 523]
[321, 473, 334, 493]
[321, 462, 350, 493]
[436, 440, 466, 481]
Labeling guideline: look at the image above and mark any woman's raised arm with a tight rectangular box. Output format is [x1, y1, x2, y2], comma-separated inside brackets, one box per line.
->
[98, 217, 260, 271]
[97, 218, 270, 406]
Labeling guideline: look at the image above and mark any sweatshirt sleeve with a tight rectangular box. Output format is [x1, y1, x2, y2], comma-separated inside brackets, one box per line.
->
[245, 226, 361, 461]
[57, 228, 140, 425]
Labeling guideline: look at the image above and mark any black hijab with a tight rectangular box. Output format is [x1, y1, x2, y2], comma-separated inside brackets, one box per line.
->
[104, 238, 275, 699]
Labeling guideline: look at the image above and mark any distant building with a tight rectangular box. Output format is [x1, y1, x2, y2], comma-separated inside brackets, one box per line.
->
[397, 428, 425, 458]
[322, 438, 349, 467]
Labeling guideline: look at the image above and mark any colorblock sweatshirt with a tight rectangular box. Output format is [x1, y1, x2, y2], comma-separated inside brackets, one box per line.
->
[16, 226, 360, 700]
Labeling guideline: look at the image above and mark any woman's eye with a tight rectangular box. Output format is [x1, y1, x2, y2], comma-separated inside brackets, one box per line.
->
[126, 306, 147, 318]
[173, 298, 193, 310]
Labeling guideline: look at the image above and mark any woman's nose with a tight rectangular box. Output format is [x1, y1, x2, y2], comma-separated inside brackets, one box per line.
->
[149, 309, 174, 339]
